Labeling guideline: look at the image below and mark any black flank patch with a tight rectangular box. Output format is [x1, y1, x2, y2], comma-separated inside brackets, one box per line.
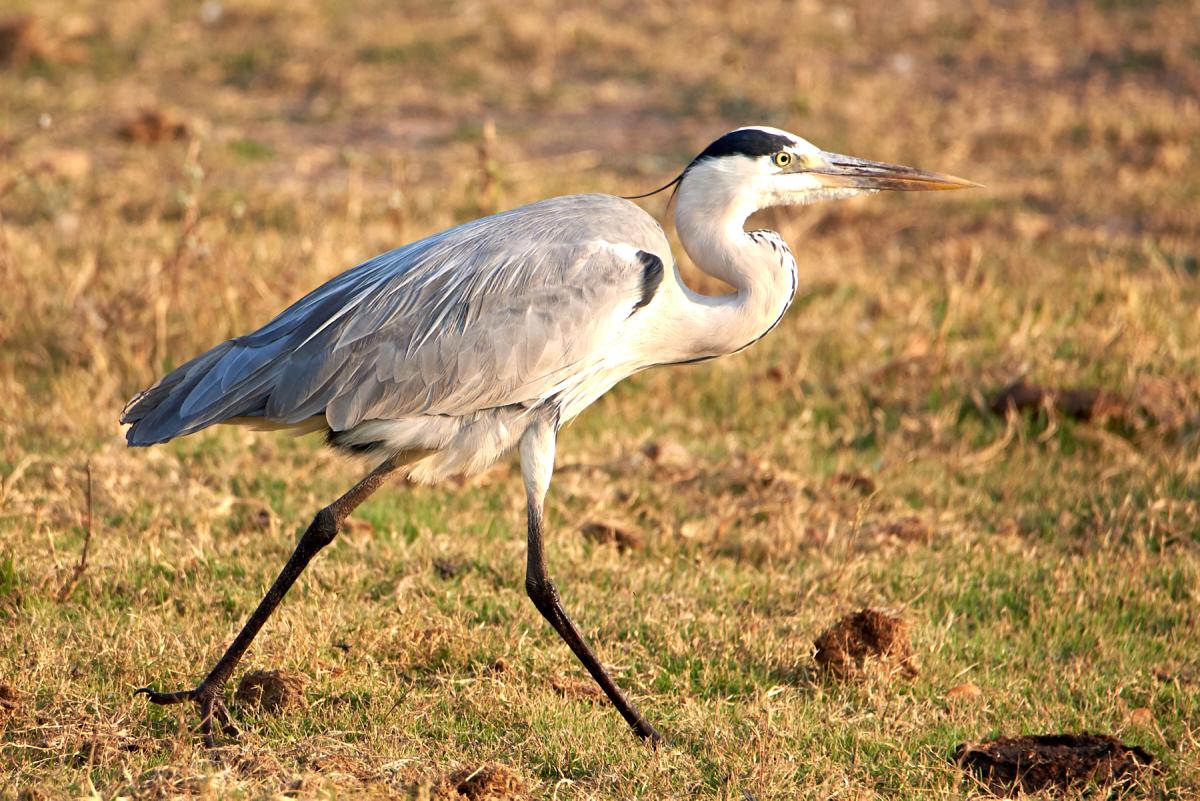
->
[631, 251, 664, 314]
[325, 428, 382, 454]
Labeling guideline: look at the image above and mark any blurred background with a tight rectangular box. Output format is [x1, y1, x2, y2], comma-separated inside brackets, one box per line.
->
[3, 0, 1200, 438]
[1, 0, 1198, 797]
[1, 1, 1197, 453]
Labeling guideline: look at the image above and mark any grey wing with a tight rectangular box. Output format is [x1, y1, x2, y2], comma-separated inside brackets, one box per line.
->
[122, 194, 669, 445]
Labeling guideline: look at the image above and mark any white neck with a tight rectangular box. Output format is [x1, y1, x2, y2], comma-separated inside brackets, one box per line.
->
[658, 166, 797, 364]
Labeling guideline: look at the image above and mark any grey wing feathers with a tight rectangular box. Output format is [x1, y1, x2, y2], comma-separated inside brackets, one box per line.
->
[122, 194, 669, 446]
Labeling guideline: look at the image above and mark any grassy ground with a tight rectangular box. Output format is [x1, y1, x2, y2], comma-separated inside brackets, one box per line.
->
[2, 0, 1199, 798]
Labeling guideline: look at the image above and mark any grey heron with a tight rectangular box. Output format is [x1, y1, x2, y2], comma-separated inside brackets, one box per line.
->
[125, 126, 975, 745]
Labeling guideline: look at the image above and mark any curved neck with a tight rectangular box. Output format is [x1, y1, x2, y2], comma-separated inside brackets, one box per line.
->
[662, 180, 796, 363]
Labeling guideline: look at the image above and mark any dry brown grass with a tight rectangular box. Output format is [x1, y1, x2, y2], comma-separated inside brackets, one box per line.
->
[2, 0, 1199, 798]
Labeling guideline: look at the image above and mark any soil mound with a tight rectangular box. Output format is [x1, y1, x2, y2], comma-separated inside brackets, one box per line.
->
[954, 733, 1155, 796]
[813, 609, 916, 678]
[430, 764, 528, 800]
[234, 669, 307, 713]
[579, 520, 644, 552]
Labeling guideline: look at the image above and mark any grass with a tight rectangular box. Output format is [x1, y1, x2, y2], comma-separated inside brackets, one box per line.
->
[2, 0, 1199, 798]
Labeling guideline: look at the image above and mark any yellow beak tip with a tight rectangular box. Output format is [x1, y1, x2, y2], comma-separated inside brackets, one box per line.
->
[929, 174, 982, 190]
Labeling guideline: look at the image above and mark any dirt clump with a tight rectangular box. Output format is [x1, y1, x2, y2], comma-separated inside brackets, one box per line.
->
[17, 787, 52, 801]
[0, 683, 23, 713]
[0, 16, 50, 67]
[122, 766, 212, 800]
[579, 520, 644, 552]
[989, 380, 1125, 423]
[640, 438, 694, 472]
[449, 765, 527, 800]
[813, 609, 916, 679]
[423, 764, 528, 800]
[870, 517, 933, 544]
[989, 377, 1199, 433]
[1127, 707, 1154, 728]
[117, 109, 189, 144]
[550, 673, 602, 700]
[954, 733, 1155, 796]
[234, 669, 307, 713]
[433, 557, 465, 579]
[1134, 376, 1199, 432]
[829, 472, 877, 495]
[946, 682, 983, 704]
[0, 15, 87, 67]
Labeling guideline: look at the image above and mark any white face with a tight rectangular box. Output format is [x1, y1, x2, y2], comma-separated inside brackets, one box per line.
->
[682, 128, 865, 214]
[680, 126, 976, 213]
[753, 128, 877, 207]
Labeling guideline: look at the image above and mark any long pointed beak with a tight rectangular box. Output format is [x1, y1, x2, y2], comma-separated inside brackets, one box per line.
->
[806, 152, 980, 191]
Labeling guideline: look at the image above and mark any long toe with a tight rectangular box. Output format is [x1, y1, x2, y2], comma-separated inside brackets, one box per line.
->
[134, 686, 196, 705]
[212, 698, 239, 738]
[197, 699, 214, 747]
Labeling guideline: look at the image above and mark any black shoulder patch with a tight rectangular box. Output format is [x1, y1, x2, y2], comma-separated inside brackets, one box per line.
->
[693, 128, 793, 163]
[630, 250, 664, 315]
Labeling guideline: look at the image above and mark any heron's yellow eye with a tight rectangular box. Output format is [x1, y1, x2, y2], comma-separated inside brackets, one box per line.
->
[774, 152, 793, 168]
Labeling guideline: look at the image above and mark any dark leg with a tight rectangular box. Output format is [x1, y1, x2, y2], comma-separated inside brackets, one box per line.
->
[524, 503, 663, 744]
[136, 457, 402, 746]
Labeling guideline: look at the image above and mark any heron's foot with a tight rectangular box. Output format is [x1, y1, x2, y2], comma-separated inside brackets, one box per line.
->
[135, 683, 238, 747]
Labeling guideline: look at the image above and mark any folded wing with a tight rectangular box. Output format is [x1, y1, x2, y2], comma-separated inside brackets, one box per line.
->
[122, 194, 669, 445]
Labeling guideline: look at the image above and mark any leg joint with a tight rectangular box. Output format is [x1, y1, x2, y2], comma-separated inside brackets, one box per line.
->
[525, 575, 559, 609]
[307, 506, 340, 548]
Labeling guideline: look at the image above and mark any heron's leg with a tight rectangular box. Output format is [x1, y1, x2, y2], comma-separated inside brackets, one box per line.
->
[519, 420, 662, 744]
[136, 456, 402, 746]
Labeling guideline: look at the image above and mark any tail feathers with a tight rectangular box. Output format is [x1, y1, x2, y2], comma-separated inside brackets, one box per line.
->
[122, 341, 272, 446]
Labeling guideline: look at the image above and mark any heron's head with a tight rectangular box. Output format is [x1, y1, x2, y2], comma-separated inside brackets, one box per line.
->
[660, 126, 977, 224]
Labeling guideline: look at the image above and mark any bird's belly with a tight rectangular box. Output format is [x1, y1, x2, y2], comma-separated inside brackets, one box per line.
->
[332, 406, 534, 485]
[332, 356, 642, 485]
